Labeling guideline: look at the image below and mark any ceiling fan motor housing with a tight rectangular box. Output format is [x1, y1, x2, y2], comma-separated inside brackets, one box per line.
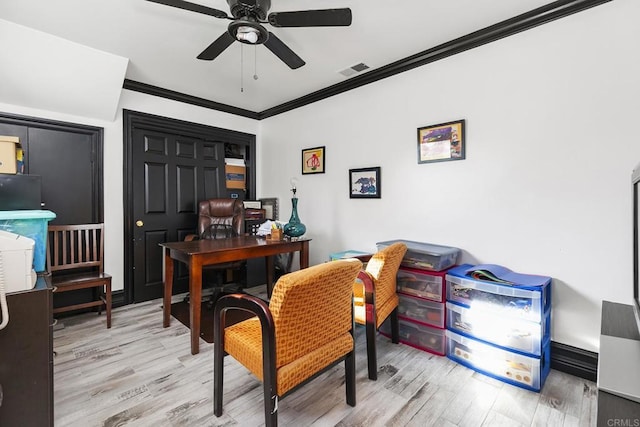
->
[228, 19, 269, 45]
[227, 0, 271, 20]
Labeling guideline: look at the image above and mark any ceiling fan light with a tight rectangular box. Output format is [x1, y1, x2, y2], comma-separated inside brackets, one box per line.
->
[236, 26, 259, 44]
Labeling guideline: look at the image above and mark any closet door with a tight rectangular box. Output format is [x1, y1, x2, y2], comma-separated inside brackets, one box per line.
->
[27, 127, 97, 224]
[0, 115, 102, 225]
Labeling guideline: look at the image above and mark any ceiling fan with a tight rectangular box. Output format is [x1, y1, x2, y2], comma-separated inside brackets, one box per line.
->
[147, 0, 352, 69]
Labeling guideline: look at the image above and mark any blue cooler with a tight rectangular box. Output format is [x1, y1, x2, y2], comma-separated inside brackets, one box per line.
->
[0, 210, 56, 272]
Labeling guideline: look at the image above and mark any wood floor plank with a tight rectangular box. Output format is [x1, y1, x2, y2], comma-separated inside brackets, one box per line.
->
[52, 298, 597, 426]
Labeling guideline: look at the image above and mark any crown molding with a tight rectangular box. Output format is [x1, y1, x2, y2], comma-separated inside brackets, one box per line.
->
[123, 0, 611, 121]
[122, 80, 260, 120]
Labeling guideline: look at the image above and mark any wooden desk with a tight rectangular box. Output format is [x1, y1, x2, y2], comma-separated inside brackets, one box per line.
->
[160, 236, 310, 354]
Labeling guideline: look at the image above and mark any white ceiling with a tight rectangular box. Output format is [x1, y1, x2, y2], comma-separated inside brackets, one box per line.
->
[0, 0, 555, 114]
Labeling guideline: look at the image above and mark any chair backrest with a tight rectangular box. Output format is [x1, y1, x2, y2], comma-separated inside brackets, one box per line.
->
[197, 198, 244, 239]
[366, 242, 408, 306]
[269, 259, 362, 368]
[47, 223, 105, 274]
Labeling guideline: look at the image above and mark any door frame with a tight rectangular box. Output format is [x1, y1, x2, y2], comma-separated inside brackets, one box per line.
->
[123, 110, 256, 304]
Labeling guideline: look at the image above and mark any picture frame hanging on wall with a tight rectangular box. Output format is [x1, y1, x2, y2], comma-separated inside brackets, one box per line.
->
[302, 146, 325, 174]
[349, 167, 381, 199]
[417, 119, 466, 164]
[258, 197, 279, 220]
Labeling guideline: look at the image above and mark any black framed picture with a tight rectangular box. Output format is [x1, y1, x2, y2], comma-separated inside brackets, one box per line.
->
[417, 119, 466, 164]
[302, 146, 325, 174]
[349, 167, 381, 199]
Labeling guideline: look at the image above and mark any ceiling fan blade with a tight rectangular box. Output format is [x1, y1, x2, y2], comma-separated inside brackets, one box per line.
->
[264, 32, 305, 69]
[146, 0, 229, 19]
[197, 32, 235, 60]
[268, 8, 352, 27]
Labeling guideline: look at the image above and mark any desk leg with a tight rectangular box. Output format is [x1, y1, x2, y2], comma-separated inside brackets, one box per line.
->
[163, 248, 174, 328]
[189, 257, 203, 355]
[299, 240, 309, 269]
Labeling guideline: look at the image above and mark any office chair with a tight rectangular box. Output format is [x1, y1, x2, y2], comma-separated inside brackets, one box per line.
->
[185, 198, 245, 304]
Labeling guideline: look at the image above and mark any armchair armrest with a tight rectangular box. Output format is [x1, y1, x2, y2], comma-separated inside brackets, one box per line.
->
[184, 234, 198, 242]
[357, 270, 376, 325]
[213, 294, 277, 416]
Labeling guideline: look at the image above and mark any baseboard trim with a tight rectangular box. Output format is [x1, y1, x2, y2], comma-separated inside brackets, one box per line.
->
[551, 341, 598, 382]
[112, 290, 126, 309]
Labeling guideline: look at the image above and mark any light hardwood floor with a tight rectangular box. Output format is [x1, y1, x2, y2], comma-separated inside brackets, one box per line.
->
[53, 296, 597, 427]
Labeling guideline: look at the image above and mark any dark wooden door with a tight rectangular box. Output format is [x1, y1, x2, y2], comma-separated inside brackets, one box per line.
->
[125, 111, 256, 304]
[130, 127, 226, 302]
[0, 115, 102, 225]
[27, 127, 97, 224]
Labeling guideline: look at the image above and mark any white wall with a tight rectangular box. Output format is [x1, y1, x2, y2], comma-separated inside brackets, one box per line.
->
[259, 0, 640, 352]
[0, 91, 260, 295]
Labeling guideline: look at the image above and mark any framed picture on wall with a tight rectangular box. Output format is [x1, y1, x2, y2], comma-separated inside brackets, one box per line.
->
[302, 146, 325, 174]
[259, 197, 279, 220]
[349, 167, 381, 199]
[417, 119, 466, 164]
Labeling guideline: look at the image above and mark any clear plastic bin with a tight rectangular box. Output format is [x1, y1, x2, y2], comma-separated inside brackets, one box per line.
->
[380, 317, 446, 356]
[0, 210, 56, 272]
[377, 239, 460, 271]
[397, 266, 449, 302]
[446, 329, 550, 392]
[446, 268, 550, 323]
[446, 302, 550, 356]
[398, 293, 445, 328]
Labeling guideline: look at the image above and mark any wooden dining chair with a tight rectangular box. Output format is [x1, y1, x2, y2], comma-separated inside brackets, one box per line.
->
[213, 259, 362, 427]
[47, 223, 112, 328]
[353, 242, 407, 380]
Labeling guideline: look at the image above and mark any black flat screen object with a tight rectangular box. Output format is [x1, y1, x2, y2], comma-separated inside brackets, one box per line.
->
[597, 163, 640, 404]
[0, 174, 42, 210]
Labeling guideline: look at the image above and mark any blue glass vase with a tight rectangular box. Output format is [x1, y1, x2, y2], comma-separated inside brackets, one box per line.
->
[284, 197, 306, 238]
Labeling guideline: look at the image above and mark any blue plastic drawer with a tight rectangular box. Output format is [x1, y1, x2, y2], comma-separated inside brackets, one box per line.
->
[446, 330, 550, 392]
[398, 293, 445, 328]
[377, 239, 460, 271]
[446, 268, 551, 323]
[446, 301, 550, 356]
[397, 266, 449, 302]
[380, 318, 446, 356]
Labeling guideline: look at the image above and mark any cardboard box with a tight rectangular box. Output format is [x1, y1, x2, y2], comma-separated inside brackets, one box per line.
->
[0, 136, 20, 174]
[225, 164, 246, 189]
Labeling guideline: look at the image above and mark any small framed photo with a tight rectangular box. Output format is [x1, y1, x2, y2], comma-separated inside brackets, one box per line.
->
[302, 146, 325, 174]
[349, 167, 381, 199]
[242, 200, 262, 209]
[417, 119, 466, 164]
[259, 197, 279, 220]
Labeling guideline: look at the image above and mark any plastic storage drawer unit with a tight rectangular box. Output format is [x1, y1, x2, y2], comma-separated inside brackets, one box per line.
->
[446, 301, 550, 356]
[377, 239, 460, 271]
[380, 317, 446, 356]
[446, 329, 550, 392]
[398, 293, 445, 328]
[0, 209, 56, 272]
[397, 266, 450, 302]
[446, 264, 551, 323]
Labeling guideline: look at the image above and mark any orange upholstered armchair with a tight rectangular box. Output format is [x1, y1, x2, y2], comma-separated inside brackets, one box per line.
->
[353, 242, 407, 380]
[213, 259, 363, 427]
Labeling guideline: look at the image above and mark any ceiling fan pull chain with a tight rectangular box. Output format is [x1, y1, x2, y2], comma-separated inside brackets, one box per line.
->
[253, 46, 258, 80]
[240, 43, 244, 93]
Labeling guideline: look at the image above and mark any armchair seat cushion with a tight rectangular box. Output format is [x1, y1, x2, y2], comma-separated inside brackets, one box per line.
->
[226, 317, 354, 396]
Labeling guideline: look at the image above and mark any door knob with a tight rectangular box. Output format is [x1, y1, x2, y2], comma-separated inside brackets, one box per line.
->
[136, 220, 144, 227]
